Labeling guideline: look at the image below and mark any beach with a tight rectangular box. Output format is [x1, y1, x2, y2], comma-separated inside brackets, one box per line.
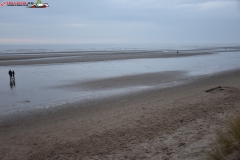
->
[0, 48, 240, 159]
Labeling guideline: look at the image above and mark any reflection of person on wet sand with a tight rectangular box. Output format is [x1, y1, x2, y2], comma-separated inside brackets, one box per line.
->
[10, 80, 16, 89]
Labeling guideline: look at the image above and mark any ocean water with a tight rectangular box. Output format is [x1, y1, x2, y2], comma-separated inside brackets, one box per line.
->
[1, 44, 238, 54]
[0, 44, 173, 53]
[0, 51, 240, 119]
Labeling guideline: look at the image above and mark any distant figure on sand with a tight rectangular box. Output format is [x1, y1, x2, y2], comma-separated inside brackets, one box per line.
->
[177, 51, 179, 54]
[8, 70, 12, 80]
[8, 70, 15, 88]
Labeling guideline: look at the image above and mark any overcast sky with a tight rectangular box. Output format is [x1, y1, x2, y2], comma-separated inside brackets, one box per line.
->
[0, 0, 240, 45]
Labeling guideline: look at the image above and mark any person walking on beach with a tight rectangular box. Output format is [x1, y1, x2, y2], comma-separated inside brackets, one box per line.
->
[12, 70, 15, 78]
[8, 70, 12, 80]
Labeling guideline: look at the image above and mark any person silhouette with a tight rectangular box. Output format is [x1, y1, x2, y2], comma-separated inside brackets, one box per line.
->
[12, 70, 15, 78]
[8, 70, 12, 81]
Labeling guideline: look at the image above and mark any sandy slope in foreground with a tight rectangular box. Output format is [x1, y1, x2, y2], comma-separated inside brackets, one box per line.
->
[0, 69, 240, 160]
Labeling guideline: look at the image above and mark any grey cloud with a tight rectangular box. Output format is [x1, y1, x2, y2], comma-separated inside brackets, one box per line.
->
[0, 0, 240, 44]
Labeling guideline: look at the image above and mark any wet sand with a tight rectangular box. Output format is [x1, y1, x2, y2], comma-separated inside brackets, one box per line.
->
[53, 71, 187, 91]
[0, 68, 240, 159]
[0, 51, 213, 66]
[1, 46, 240, 66]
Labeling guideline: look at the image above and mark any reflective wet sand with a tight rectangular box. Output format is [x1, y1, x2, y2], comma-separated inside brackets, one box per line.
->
[0, 51, 240, 117]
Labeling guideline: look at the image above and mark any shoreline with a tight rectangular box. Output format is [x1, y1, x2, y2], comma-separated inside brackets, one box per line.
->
[0, 69, 237, 125]
[1, 69, 240, 159]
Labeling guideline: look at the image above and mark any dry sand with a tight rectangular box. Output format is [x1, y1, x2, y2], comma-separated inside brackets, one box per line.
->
[0, 68, 240, 160]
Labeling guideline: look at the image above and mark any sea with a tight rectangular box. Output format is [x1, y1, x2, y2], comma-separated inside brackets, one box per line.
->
[1, 43, 237, 53]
